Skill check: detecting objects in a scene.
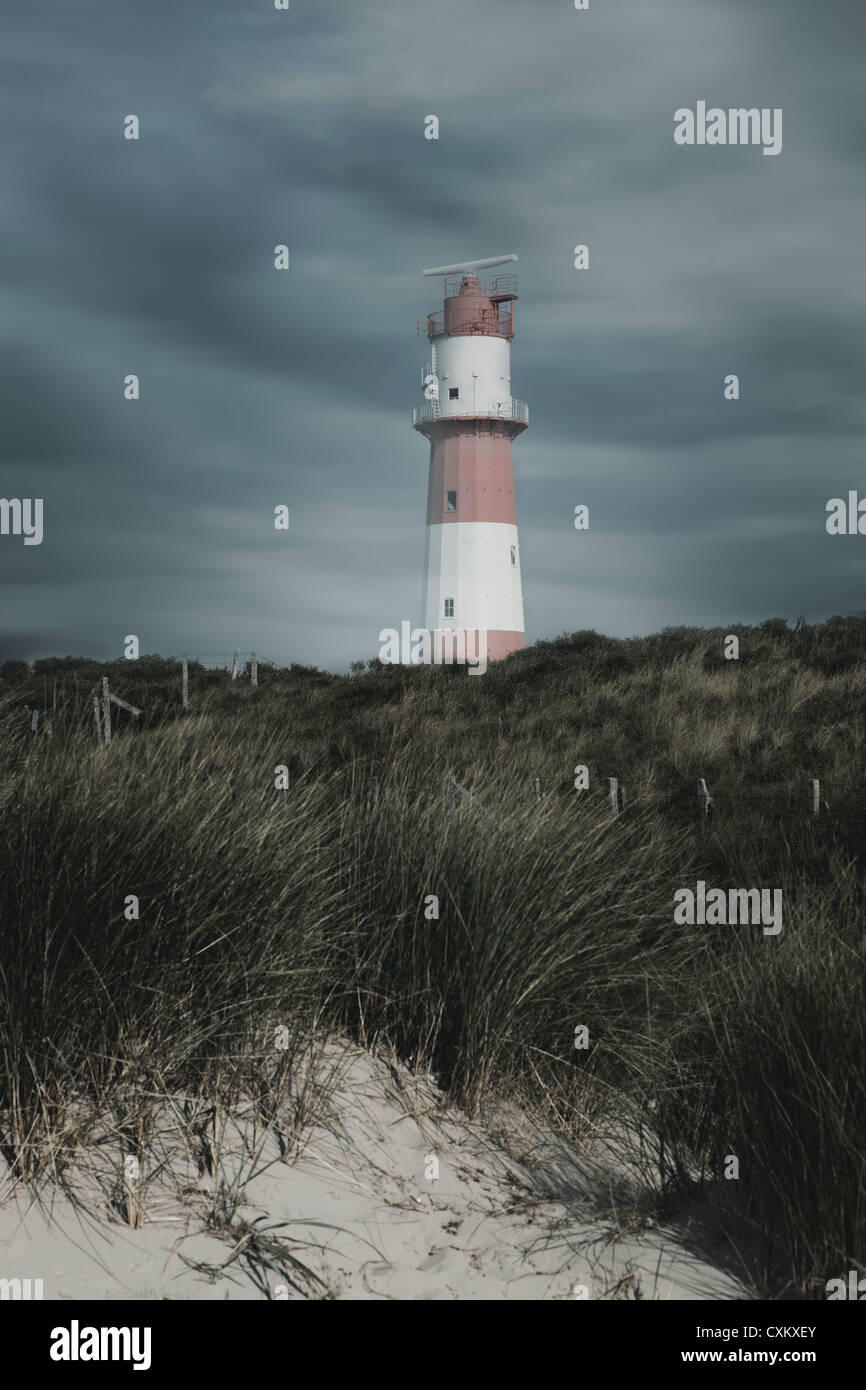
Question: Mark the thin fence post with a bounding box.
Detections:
[231,648,239,682]
[182,658,189,709]
[30,708,39,733]
[605,776,620,818]
[123,1156,142,1230]
[697,777,713,829]
[251,652,258,688]
[808,778,820,817]
[92,694,103,746]
[533,776,541,801]
[102,677,112,744]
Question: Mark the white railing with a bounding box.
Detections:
[412,397,529,426]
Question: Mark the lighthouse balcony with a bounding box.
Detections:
[419,303,514,340]
[413,397,529,427]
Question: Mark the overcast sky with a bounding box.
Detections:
[2,0,864,670]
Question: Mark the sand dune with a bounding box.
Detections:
[0,1043,751,1301]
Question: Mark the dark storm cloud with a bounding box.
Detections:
[2,0,865,667]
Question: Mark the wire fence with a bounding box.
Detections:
[14,675,865,831]
[424,772,864,828]
[177,652,278,672]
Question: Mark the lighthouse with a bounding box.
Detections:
[413,255,528,663]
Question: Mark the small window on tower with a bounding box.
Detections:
[448,387,459,400]
[444,598,454,619]
[510,545,517,566]
[446,490,457,512]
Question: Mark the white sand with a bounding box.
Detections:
[0,1043,751,1300]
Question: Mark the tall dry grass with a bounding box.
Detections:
[0,619,864,1296]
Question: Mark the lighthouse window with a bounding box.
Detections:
[444,598,454,618]
[446,490,457,512]
[510,545,517,566]
[448,387,459,400]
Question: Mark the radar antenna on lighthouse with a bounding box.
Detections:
[422,254,518,277]
[413,255,528,663]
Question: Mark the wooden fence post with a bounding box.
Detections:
[605,776,620,818]
[30,708,39,733]
[108,692,142,718]
[533,776,541,801]
[808,778,820,817]
[182,658,189,709]
[93,694,103,746]
[251,653,258,688]
[231,649,240,682]
[697,777,713,828]
[102,677,112,744]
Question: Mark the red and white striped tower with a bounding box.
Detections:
[413,255,528,662]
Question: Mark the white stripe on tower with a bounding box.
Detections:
[414,260,528,663]
[422,522,524,633]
